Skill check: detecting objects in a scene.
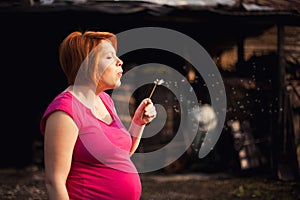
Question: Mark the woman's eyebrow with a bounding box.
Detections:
[102,50,115,55]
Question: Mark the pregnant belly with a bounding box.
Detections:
[67,165,142,200]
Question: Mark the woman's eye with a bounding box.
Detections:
[106,56,112,59]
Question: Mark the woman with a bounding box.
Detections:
[40,31,156,199]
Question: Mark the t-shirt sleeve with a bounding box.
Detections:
[40,93,75,135]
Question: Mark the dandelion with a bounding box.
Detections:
[149,79,164,99]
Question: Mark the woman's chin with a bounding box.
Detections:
[116,81,122,88]
[113,81,121,89]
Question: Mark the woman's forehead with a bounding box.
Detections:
[99,40,115,51]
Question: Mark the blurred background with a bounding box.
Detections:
[0,0,299,182]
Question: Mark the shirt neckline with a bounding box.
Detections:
[63,90,115,126]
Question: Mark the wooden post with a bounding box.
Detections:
[277,24,285,148]
[237,32,245,67]
[276,23,295,181]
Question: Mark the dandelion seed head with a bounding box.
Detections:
[154,79,165,85]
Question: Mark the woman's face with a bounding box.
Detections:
[97,40,123,90]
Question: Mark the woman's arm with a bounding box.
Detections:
[128,122,145,156]
[128,98,156,156]
[44,111,78,200]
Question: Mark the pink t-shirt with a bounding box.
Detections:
[40,91,141,200]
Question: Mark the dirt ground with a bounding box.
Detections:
[0,166,300,200]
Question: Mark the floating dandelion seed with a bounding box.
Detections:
[149,79,164,99]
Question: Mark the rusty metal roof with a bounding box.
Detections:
[2,0,300,13]
[242,0,300,12]
[1,0,299,25]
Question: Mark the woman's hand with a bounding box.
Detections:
[132,98,157,126]
[129,98,156,155]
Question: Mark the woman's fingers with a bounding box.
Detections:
[143,103,157,123]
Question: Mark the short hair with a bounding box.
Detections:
[59,31,117,85]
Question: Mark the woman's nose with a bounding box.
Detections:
[116,57,123,67]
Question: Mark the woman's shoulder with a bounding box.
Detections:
[53,91,73,104]
[47,91,74,113]
[100,91,114,106]
[40,91,75,134]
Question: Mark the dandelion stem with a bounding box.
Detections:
[149,84,158,99]
[149,79,164,99]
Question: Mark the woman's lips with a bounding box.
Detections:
[117,72,123,77]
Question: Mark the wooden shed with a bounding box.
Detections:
[0,0,299,179]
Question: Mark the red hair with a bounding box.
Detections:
[59,31,117,85]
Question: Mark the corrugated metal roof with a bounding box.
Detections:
[243,0,300,12]
[2,0,300,13]
[1,0,299,25]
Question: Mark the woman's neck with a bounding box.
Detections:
[66,85,103,109]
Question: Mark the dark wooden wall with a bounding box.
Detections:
[0,6,298,174]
